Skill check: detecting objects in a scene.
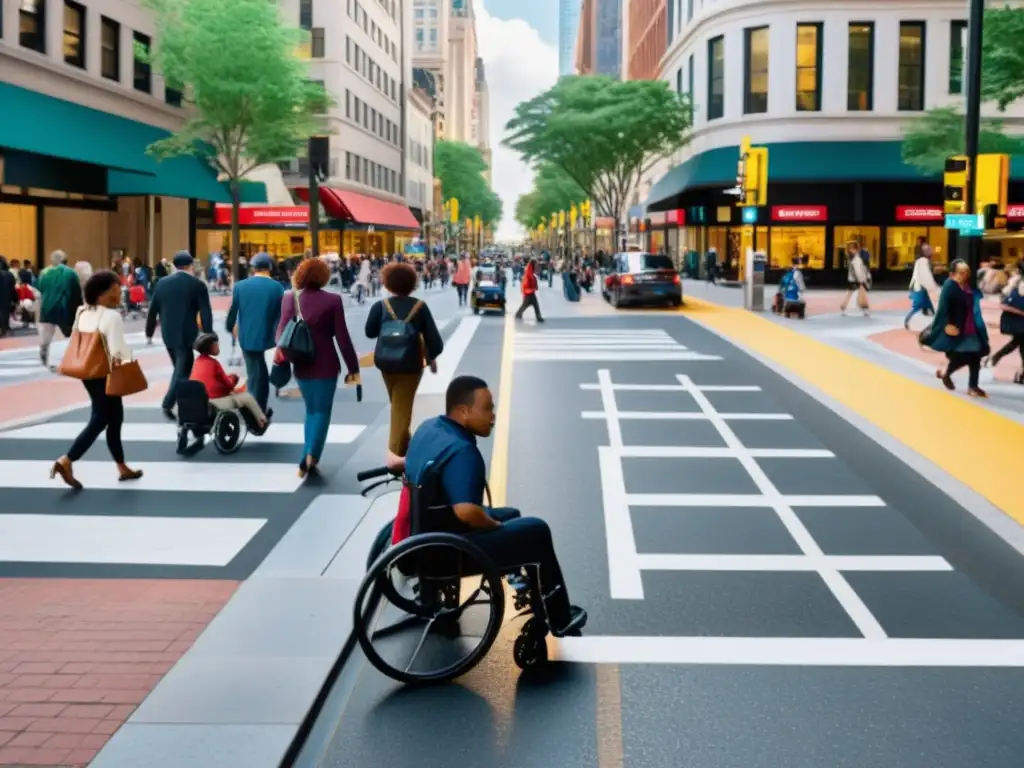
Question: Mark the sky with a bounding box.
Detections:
[476,0,559,241]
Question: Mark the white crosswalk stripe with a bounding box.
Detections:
[514,329,722,362]
[0,421,365,444]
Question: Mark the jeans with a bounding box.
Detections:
[242,350,270,412]
[455,283,468,305]
[68,378,125,463]
[163,346,194,411]
[297,376,337,464]
[515,293,543,320]
[467,515,572,630]
[946,351,982,389]
[992,335,1024,367]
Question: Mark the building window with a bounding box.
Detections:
[688,53,694,121]
[19,0,46,53]
[847,23,874,111]
[949,21,967,94]
[743,27,768,114]
[707,36,724,120]
[165,87,182,107]
[133,32,152,93]
[898,22,925,111]
[63,1,85,68]
[346,90,351,118]
[299,0,312,30]
[101,17,120,81]
[311,28,325,58]
[675,67,682,94]
[795,23,822,111]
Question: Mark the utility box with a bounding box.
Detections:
[744,249,767,311]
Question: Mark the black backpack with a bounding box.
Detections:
[277,289,315,364]
[374,299,423,373]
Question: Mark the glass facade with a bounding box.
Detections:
[595,0,621,78]
[558,0,580,76]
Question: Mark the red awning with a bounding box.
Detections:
[295,187,420,230]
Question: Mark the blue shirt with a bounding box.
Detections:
[226,274,284,352]
[404,416,487,528]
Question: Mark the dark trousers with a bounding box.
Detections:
[946,351,982,389]
[68,378,125,463]
[163,346,194,410]
[455,283,468,305]
[467,515,572,629]
[992,335,1024,367]
[515,293,543,320]
[243,349,270,412]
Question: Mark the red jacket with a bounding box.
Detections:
[522,265,538,295]
[191,354,238,399]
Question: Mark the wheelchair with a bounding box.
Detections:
[173,380,261,456]
[353,464,576,685]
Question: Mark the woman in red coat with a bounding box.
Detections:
[514,258,544,322]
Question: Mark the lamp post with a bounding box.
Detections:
[962,0,985,274]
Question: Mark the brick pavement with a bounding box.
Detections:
[0,580,236,766]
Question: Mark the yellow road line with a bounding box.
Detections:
[596,664,625,768]
[488,311,515,506]
[685,297,1024,525]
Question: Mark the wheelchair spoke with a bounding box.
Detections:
[371,613,428,642]
[403,618,438,675]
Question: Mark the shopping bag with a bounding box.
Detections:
[106,359,148,397]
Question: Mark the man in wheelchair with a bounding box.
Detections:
[403,375,587,636]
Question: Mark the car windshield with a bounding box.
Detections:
[476,267,496,281]
[626,253,674,272]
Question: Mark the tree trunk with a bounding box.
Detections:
[230,179,243,283]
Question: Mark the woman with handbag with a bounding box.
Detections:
[275,258,359,478]
[51,270,146,489]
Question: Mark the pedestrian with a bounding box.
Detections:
[987,259,1024,380]
[922,259,989,398]
[145,250,214,420]
[50,270,144,489]
[33,250,82,364]
[705,247,718,284]
[275,257,360,478]
[453,254,472,306]
[905,244,938,329]
[515,258,544,322]
[0,257,14,338]
[840,241,871,316]
[225,251,284,418]
[365,261,444,472]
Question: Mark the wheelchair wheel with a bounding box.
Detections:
[513,617,549,671]
[213,411,245,454]
[366,520,394,572]
[354,533,505,686]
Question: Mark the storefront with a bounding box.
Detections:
[294,186,421,256]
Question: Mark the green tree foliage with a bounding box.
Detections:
[434,140,502,225]
[901,107,1024,174]
[982,6,1024,110]
[514,164,586,229]
[504,75,691,222]
[142,0,327,265]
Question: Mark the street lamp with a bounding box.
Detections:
[962,0,985,274]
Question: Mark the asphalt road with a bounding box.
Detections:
[309,309,1024,768]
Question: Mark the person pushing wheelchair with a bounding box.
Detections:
[403,375,587,636]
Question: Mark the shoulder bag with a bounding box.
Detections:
[278,289,315,364]
[57,308,111,381]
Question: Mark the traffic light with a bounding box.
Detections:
[745,147,769,206]
[943,156,969,214]
[975,153,1009,227]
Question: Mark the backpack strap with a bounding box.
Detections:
[382,298,398,321]
[404,300,424,323]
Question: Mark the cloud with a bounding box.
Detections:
[476,4,558,242]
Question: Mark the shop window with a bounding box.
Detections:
[133,32,152,93]
[19,0,46,53]
[770,227,826,270]
[835,225,881,269]
[949,21,966,95]
[795,23,822,111]
[743,27,768,114]
[847,23,874,111]
[63,1,85,69]
[0,204,38,269]
[887,227,947,271]
[707,36,724,120]
[101,17,120,81]
[898,22,925,111]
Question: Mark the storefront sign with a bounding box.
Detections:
[647,211,667,226]
[1007,204,1024,221]
[213,205,309,226]
[771,205,828,222]
[895,205,943,222]
[665,209,685,225]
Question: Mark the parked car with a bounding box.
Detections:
[603,252,682,308]
[470,264,506,315]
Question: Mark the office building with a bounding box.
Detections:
[626,0,666,81]
[559,0,581,76]
[576,0,622,78]
[406,85,435,221]
[474,57,492,185]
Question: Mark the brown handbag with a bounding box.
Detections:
[106,359,148,397]
[57,310,111,381]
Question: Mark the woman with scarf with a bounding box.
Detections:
[922,259,989,398]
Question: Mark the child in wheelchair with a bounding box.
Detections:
[190,333,269,433]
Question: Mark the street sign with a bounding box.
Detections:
[945,213,985,230]
[741,207,758,224]
[960,227,985,237]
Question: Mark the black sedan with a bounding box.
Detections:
[603,252,683,308]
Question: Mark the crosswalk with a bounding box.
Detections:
[513,328,723,362]
[0,331,156,379]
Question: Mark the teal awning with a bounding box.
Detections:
[646,140,1024,211]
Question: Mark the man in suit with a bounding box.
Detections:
[146,250,214,419]
[225,252,284,416]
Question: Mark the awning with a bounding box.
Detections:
[295,186,420,230]
[0,82,251,203]
[645,140,985,212]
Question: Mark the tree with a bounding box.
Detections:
[504,75,691,225]
[434,140,500,224]
[901,107,1024,174]
[982,6,1024,110]
[142,0,327,272]
[514,163,586,229]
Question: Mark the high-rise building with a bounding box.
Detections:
[559,0,581,76]
[474,57,492,185]
[625,0,666,81]
[412,0,449,138]
[576,0,621,78]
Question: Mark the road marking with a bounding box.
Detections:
[581,383,761,392]
[635,554,951,571]
[487,311,516,506]
[0,422,365,444]
[599,447,642,599]
[626,493,886,507]
[582,410,792,420]
[0,460,304,493]
[518,351,722,361]
[0,514,265,566]
[515,328,722,362]
[595,664,624,768]
[556,636,1024,667]
[616,446,834,458]
[418,317,482,394]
